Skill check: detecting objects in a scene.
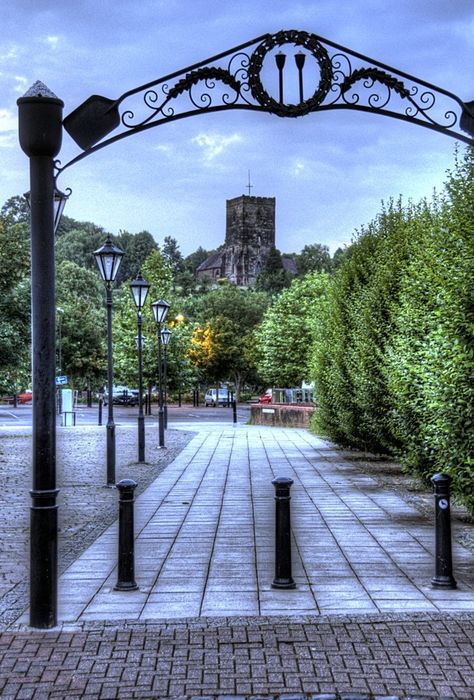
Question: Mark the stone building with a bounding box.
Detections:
[198,194,294,287]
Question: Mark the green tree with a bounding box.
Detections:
[56,261,107,389]
[55,226,106,272]
[1,195,30,226]
[162,236,184,275]
[115,230,158,283]
[386,149,474,507]
[255,248,292,295]
[256,273,329,387]
[187,284,270,398]
[0,218,30,393]
[310,199,414,451]
[112,249,175,391]
[296,243,332,275]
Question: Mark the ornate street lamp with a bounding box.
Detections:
[151,299,170,447]
[160,325,171,428]
[94,235,124,485]
[130,273,150,462]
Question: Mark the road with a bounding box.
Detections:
[0,402,251,429]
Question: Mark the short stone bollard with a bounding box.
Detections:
[431,473,457,589]
[272,476,296,589]
[114,479,139,591]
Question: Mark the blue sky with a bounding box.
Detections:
[2,0,473,255]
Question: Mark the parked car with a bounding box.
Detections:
[103,386,140,406]
[204,388,229,407]
[258,389,272,404]
[18,390,33,404]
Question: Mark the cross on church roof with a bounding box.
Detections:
[246,170,253,196]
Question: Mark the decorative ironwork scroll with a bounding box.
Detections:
[60,29,474,173]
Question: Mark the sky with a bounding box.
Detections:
[1,0,473,256]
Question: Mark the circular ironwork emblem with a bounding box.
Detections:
[248,30,333,117]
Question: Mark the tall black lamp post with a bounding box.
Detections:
[130,273,150,462]
[160,325,171,428]
[17,82,69,629]
[151,299,170,448]
[94,235,124,486]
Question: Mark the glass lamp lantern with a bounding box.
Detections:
[130,273,150,311]
[151,299,170,324]
[94,235,124,283]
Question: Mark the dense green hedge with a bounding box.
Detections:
[310,147,474,511]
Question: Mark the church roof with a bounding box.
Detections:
[196,251,224,272]
[282,256,298,274]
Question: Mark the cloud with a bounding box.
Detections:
[44,35,60,49]
[0,108,16,133]
[191,131,243,163]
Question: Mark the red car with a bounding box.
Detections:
[259,391,272,404]
[18,390,33,404]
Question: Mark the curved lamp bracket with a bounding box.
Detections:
[59,29,474,177]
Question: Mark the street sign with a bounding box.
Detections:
[55,376,68,385]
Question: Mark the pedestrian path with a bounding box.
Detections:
[16,424,474,626]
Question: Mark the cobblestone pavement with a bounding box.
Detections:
[1,614,473,699]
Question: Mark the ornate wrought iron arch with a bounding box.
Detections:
[59,29,474,179]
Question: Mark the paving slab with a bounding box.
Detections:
[13,424,474,627]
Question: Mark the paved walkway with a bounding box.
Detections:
[17,425,474,624]
[8,424,474,698]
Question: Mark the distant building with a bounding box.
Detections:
[197,194,295,287]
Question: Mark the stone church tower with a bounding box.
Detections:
[223,195,276,287]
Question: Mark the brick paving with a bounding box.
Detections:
[1,614,474,699]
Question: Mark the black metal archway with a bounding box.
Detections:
[17,28,474,630]
[60,28,474,175]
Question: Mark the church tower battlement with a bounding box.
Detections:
[224,195,275,286]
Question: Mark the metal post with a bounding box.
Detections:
[137,312,145,462]
[98,397,103,426]
[105,286,116,485]
[272,476,296,589]
[18,83,63,628]
[163,346,168,429]
[114,479,138,591]
[431,473,457,589]
[157,322,165,447]
[232,399,237,424]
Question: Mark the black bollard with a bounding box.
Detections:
[98,398,103,426]
[115,479,139,591]
[272,476,296,589]
[232,399,237,424]
[431,473,457,588]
